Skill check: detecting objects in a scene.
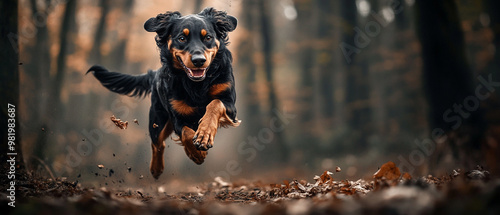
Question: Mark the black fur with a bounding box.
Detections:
[86,65,155,98]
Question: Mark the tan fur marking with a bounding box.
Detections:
[209,82,231,97]
[171,48,190,69]
[167,38,172,49]
[201,29,207,37]
[181,126,207,164]
[183,28,190,36]
[150,122,173,179]
[170,99,196,115]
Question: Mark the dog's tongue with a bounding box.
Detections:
[192,69,204,77]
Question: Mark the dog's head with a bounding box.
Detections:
[144,8,237,82]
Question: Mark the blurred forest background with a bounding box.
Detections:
[10,0,500,190]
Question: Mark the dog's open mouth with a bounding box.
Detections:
[177,57,207,82]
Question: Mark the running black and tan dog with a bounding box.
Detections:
[87,8,240,179]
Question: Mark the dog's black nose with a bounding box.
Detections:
[192,54,206,67]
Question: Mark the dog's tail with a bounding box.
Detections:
[86,65,155,97]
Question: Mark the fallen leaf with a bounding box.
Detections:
[319,171,333,184]
[373,161,401,180]
[402,172,412,180]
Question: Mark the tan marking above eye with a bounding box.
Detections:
[183,28,190,36]
[201,29,207,37]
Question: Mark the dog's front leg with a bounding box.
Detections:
[193,99,240,151]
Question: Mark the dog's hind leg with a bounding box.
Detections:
[148,92,172,179]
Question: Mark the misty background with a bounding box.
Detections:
[15,0,500,191]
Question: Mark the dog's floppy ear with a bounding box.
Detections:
[144,11,182,46]
[199,7,237,42]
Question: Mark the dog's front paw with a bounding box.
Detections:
[193,116,218,151]
[181,126,207,164]
[183,139,207,164]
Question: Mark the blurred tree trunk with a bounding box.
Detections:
[341,0,358,126]
[35,0,77,169]
[52,0,76,112]
[258,0,289,162]
[28,0,51,122]
[315,0,335,121]
[108,0,134,72]
[85,0,110,129]
[483,0,500,175]
[488,0,500,76]
[389,1,419,143]
[238,0,261,136]
[0,0,24,171]
[27,0,52,169]
[102,0,134,115]
[341,0,371,148]
[294,0,317,145]
[292,0,319,155]
[331,1,346,129]
[416,0,485,168]
[367,0,387,136]
[394,0,409,30]
[89,0,110,64]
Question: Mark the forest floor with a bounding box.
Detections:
[1,162,499,215]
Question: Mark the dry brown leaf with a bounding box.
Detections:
[283,180,290,189]
[373,161,401,180]
[110,115,128,129]
[402,172,412,180]
[319,171,333,183]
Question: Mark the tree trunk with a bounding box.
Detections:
[0,0,24,171]
[416,0,485,169]
[107,0,134,72]
[28,0,51,122]
[315,0,335,120]
[238,0,261,136]
[257,0,289,162]
[482,0,500,175]
[294,0,316,132]
[52,0,77,113]
[89,0,110,64]
[367,0,387,135]
[341,0,371,148]
[487,0,500,76]
[27,0,54,170]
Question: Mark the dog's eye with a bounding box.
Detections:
[205,35,212,42]
[178,36,186,43]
